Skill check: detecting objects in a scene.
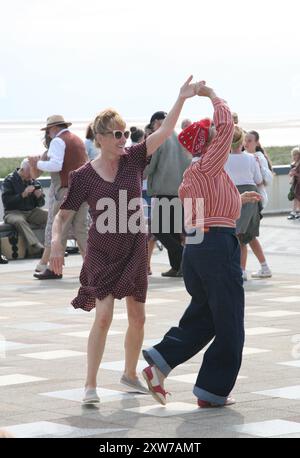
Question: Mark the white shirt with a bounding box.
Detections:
[251,150,273,209]
[254,150,273,185]
[225,152,263,186]
[37,129,69,172]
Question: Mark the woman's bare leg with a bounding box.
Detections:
[124,296,146,380]
[85,295,114,389]
[249,237,271,277]
[249,237,266,264]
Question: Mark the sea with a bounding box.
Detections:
[0,118,300,158]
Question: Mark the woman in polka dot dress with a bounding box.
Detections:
[50,76,200,404]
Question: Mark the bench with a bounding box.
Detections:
[0,179,77,259]
[0,221,45,259]
[0,223,18,258]
[0,221,79,259]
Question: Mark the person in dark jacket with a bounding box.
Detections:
[144,111,191,277]
[2,159,48,256]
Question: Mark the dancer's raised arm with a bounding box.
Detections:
[146,76,200,156]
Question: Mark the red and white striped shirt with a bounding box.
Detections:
[178,98,241,229]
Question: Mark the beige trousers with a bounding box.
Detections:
[51,187,88,253]
[4,208,48,249]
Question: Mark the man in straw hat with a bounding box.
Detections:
[29,115,88,279]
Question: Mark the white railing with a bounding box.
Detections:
[0,166,293,220]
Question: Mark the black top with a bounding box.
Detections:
[1,169,45,212]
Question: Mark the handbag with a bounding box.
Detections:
[288,182,296,201]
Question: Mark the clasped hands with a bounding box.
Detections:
[180,76,215,100]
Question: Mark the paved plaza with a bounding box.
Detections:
[0,215,300,438]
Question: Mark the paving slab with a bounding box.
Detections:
[0,215,300,437]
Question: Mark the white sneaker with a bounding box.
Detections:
[251,268,272,279]
[242,271,248,281]
[82,388,100,404]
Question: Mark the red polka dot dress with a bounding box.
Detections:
[60,141,149,311]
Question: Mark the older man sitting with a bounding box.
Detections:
[1,159,48,257]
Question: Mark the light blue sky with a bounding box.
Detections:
[1,0,300,121]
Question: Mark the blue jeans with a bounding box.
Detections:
[143,227,245,405]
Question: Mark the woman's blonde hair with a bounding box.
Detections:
[231,126,244,150]
[291,146,300,160]
[93,109,126,148]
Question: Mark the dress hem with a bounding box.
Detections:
[71,290,146,312]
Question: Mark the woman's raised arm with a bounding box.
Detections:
[146,76,201,157]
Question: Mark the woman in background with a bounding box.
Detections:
[130,126,145,145]
[287,147,300,220]
[245,130,273,209]
[244,131,273,278]
[225,127,263,281]
[85,123,99,161]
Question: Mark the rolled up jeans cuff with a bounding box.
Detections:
[142,348,172,377]
[193,386,227,405]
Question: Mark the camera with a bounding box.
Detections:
[34,184,41,190]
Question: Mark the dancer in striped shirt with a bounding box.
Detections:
[142,82,260,408]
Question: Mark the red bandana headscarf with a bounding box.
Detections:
[178,118,212,156]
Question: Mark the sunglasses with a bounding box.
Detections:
[105,130,130,140]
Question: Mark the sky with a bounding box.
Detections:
[1,0,300,122]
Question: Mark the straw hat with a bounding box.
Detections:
[40,115,72,131]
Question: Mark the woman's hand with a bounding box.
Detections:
[241,191,262,205]
[49,240,65,275]
[146,76,200,156]
[179,75,200,100]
